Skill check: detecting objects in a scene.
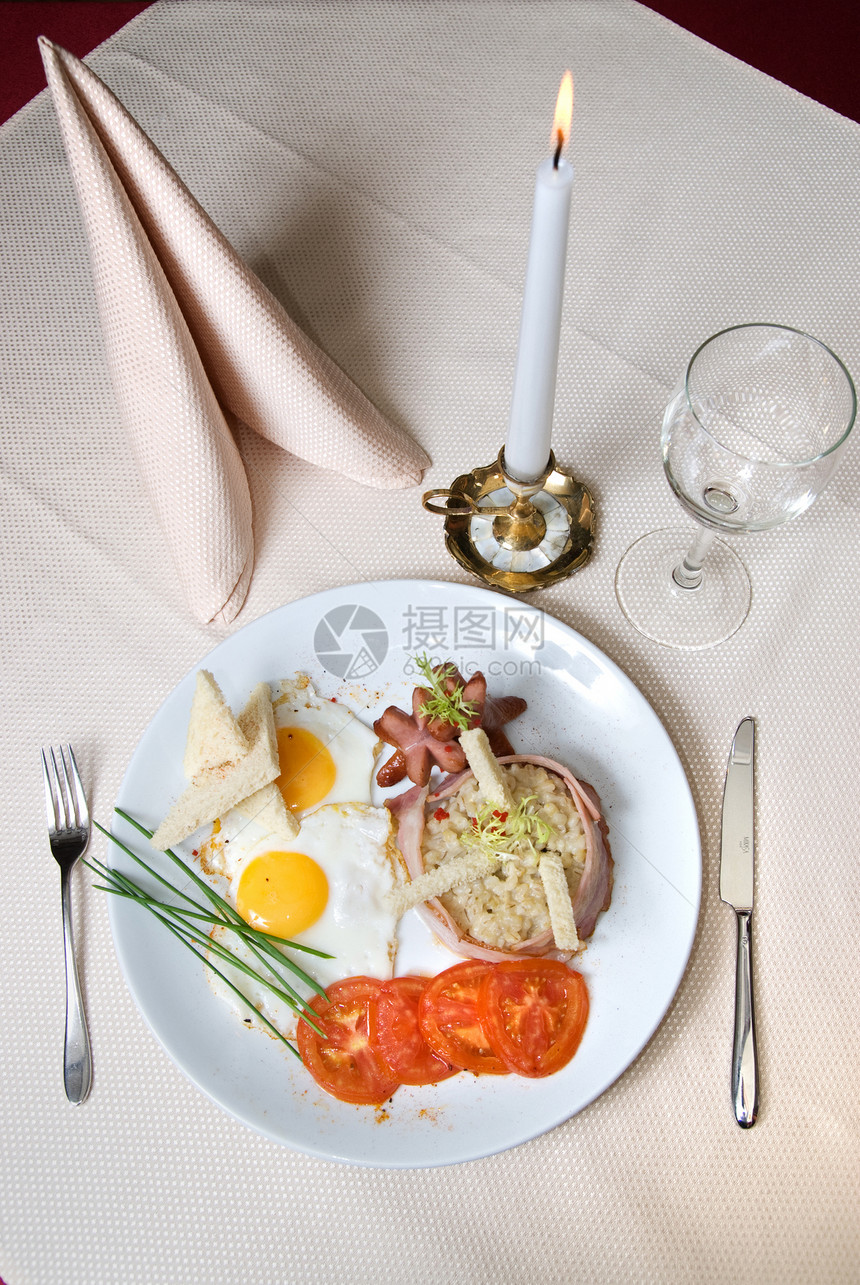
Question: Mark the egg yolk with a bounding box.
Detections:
[236,851,329,936]
[275,725,337,812]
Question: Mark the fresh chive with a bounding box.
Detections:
[122,895,302,1056]
[89,833,330,956]
[109,811,335,989]
[100,815,333,988]
[89,856,327,1041]
[87,855,319,1020]
[92,816,333,1041]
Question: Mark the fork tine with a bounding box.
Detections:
[51,748,69,830]
[57,747,75,828]
[41,748,57,831]
[66,746,89,830]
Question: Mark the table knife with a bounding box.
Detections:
[720,716,758,1128]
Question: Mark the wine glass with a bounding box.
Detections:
[615,324,856,649]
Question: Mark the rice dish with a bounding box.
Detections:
[420,762,586,950]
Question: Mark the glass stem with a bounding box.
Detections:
[672,526,716,590]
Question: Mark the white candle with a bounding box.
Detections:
[504,72,574,483]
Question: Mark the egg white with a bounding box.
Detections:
[271,675,379,817]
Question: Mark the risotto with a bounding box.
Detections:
[420,762,587,950]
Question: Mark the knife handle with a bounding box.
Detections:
[732,910,758,1127]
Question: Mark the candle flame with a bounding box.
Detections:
[551,70,574,158]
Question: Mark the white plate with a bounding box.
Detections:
[111,579,700,1168]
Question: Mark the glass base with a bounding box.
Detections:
[615,528,751,649]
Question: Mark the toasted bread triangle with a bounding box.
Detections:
[182,670,249,778]
[152,682,279,850]
[234,780,300,842]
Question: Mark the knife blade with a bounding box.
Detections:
[720,716,758,1128]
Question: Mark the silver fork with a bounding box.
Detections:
[42,745,93,1103]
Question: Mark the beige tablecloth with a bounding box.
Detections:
[1,2,859,1281]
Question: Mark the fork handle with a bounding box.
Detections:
[61,867,92,1104]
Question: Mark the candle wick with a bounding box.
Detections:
[552,129,563,169]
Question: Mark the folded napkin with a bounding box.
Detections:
[39,38,430,624]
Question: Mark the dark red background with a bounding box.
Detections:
[1,1,153,123]
[1,0,858,126]
[0,4,855,1281]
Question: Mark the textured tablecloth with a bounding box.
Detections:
[1,2,859,1282]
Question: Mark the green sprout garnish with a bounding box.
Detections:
[461,795,553,866]
[415,653,477,732]
[89,810,332,1054]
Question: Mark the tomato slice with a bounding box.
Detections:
[477,959,589,1078]
[297,977,401,1105]
[368,976,459,1085]
[418,961,510,1076]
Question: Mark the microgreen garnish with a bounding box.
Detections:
[415,654,476,732]
[90,812,333,1052]
[461,795,553,864]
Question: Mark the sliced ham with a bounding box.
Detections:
[386,755,613,961]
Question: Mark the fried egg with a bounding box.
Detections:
[270,676,379,817]
[202,801,403,1039]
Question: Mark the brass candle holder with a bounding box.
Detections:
[422,449,594,593]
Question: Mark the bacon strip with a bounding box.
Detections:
[386,755,613,960]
